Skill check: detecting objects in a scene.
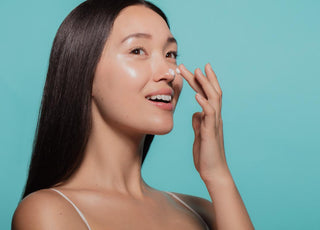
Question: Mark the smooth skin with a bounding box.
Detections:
[178,63,254,229]
[12,4,254,230]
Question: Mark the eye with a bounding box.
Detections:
[166,51,178,59]
[130,47,146,55]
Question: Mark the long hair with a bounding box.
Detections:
[22,0,170,199]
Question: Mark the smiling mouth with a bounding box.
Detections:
[146,95,172,103]
[146,96,174,111]
[149,99,171,104]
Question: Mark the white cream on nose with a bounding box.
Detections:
[166,68,180,79]
[169,68,175,76]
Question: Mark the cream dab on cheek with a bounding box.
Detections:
[122,65,138,78]
[116,55,140,78]
[127,67,138,78]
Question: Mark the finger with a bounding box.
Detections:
[192,112,201,137]
[192,112,201,171]
[178,64,206,98]
[194,68,220,101]
[195,93,216,129]
[195,68,222,117]
[205,63,222,97]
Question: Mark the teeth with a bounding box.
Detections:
[147,95,172,101]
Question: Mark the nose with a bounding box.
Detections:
[152,57,177,83]
[165,68,176,81]
[153,68,175,83]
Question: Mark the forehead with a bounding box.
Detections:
[111,5,172,40]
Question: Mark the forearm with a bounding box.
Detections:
[204,171,254,230]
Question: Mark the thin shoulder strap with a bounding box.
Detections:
[165,191,210,230]
[50,188,92,230]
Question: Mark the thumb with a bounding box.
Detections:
[192,112,202,172]
[192,112,202,137]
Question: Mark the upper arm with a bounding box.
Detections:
[172,192,217,230]
[12,189,88,230]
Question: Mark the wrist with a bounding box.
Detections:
[201,168,234,188]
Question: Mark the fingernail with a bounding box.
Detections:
[196,93,203,100]
[175,67,181,74]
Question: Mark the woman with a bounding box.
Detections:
[12,0,254,229]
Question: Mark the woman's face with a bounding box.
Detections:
[92,5,183,135]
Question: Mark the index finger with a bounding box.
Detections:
[178,64,206,98]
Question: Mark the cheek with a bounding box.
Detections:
[94,55,149,98]
[92,54,150,122]
[111,54,149,90]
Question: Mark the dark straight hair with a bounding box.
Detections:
[22,0,170,199]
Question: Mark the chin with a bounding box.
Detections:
[146,119,174,135]
[152,127,173,135]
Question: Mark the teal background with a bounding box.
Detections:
[1,0,319,229]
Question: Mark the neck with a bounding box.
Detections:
[63,102,152,199]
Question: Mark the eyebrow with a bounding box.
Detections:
[121,32,177,46]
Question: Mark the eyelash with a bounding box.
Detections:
[130,47,179,59]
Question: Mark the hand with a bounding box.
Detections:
[178,63,230,182]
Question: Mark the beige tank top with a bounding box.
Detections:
[50,188,210,230]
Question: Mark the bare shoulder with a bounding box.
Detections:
[12,189,88,230]
[170,191,216,230]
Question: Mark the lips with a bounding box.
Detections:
[145,88,174,98]
[147,100,173,111]
[145,88,174,111]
